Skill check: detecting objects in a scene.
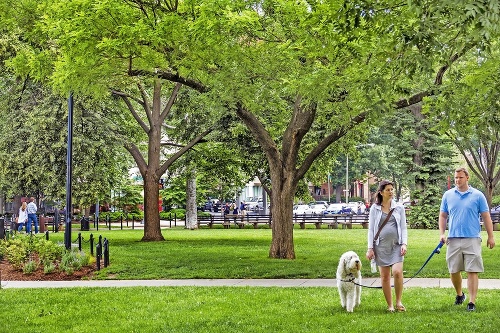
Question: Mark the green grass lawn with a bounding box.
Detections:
[1,227,500,332]
[1,286,499,333]
[54,227,500,280]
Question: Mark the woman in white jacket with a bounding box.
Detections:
[366,180,408,312]
[17,201,28,232]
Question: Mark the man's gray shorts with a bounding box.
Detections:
[446,237,484,273]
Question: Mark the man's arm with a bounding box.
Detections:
[439,211,448,243]
[480,211,496,249]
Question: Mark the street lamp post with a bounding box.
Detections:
[345,155,349,204]
[345,144,374,205]
[327,173,331,203]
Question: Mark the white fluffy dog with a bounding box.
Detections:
[336,251,362,312]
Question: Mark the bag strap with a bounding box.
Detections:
[373,208,395,244]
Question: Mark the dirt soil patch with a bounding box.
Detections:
[0,258,97,281]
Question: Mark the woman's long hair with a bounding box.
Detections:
[21,201,27,211]
[374,180,394,205]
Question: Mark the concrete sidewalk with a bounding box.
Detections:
[3,278,500,289]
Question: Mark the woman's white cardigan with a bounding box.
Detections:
[367,200,408,249]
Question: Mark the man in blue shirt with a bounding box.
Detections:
[439,167,495,312]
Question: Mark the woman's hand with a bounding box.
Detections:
[366,248,374,260]
[401,244,407,256]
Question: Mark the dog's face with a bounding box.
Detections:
[341,251,361,274]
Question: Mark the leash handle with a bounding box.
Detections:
[434,241,444,254]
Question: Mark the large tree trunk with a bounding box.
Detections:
[185,170,198,230]
[269,176,296,259]
[142,172,164,241]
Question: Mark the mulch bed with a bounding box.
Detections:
[0,258,97,281]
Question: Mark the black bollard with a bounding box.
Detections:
[89,233,94,256]
[78,232,82,251]
[45,231,49,240]
[103,238,109,267]
[96,243,101,271]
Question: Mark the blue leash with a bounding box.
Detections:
[346,241,444,289]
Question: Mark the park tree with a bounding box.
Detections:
[2,0,225,240]
[189,1,500,257]
[427,49,500,207]
[0,75,131,210]
[4,0,500,258]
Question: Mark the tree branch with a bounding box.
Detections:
[111,90,150,133]
[128,69,208,93]
[297,111,368,181]
[160,82,183,121]
[395,43,475,109]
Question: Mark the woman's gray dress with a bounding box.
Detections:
[374,212,403,267]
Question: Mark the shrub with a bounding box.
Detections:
[35,238,64,266]
[43,262,56,274]
[5,238,29,269]
[162,209,186,220]
[60,249,91,275]
[0,234,93,276]
[492,195,500,207]
[23,260,38,274]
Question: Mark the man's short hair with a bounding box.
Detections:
[455,167,469,177]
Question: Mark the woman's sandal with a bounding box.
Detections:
[396,304,406,312]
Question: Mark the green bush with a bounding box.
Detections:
[60,249,91,275]
[22,260,38,274]
[162,209,186,220]
[492,195,500,207]
[35,238,64,267]
[197,211,211,217]
[4,238,30,269]
[0,234,93,276]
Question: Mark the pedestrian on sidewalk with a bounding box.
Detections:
[26,197,39,234]
[439,167,495,312]
[366,180,408,313]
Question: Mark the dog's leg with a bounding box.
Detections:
[345,296,354,312]
[338,287,346,308]
[355,284,361,307]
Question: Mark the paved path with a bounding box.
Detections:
[3,278,500,289]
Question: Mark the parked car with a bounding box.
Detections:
[346,202,365,214]
[203,201,213,212]
[305,204,327,215]
[246,198,263,211]
[491,205,500,219]
[293,204,311,215]
[323,203,350,215]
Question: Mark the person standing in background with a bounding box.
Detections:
[240,201,246,216]
[17,201,28,232]
[26,197,39,234]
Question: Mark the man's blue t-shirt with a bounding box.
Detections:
[440,186,489,238]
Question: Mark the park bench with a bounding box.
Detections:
[489,212,500,231]
[238,214,272,228]
[197,215,232,229]
[293,214,323,229]
[322,214,369,229]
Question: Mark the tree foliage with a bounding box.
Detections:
[425,47,500,206]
